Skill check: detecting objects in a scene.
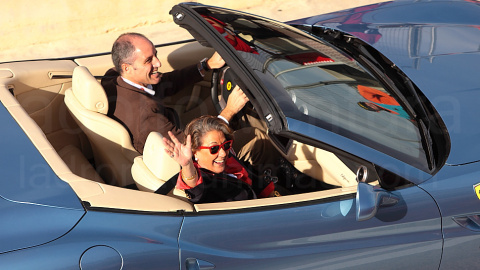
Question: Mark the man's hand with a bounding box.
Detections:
[206,52,225,69]
[219,85,249,122]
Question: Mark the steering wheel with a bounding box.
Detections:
[211,66,237,115]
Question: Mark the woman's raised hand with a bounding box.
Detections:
[162,131,193,167]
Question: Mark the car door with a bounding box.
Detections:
[178,177,442,270]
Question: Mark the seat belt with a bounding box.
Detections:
[154,173,178,195]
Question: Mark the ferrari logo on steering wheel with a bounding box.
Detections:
[226,81,232,91]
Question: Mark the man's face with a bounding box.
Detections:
[122,37,162,87]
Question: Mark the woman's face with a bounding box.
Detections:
[194,130,228,174]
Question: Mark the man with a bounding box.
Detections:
[101,32,248,154]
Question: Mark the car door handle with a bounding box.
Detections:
[453,215,480,232]
[185,258,215,270]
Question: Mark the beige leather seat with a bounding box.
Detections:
[57,145,104,183]
[64,66,140,187]
[131,131,187,198]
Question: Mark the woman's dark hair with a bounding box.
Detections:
[184,115,233,150]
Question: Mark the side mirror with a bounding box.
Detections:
[356,182,399,221]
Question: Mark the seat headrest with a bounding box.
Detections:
[72,66,108,115]
[143,132,180,180]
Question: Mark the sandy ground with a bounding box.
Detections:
[1,0,381,62]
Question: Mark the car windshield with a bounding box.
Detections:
[194,7,428,171]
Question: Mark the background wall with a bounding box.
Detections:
[1,0,381,62]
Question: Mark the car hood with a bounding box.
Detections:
[290,0,480,166]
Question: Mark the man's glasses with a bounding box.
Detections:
[198,140,233,155]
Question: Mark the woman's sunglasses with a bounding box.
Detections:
[198,140,233,155]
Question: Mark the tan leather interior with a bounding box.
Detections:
[0,39,362,214]
[195,185,357,212]
[282,140,357,187]
[267,131,358,188]
[131,131,189,199]
[0,79,357,213]
[57,145,104,183]
[0,83,194,213]
[2,61,85,156]
[64,66,140,187]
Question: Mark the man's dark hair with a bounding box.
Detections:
[111,32,149,75]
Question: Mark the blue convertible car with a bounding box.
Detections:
[1,0,479,269]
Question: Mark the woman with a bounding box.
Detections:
[162,115,274,203]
